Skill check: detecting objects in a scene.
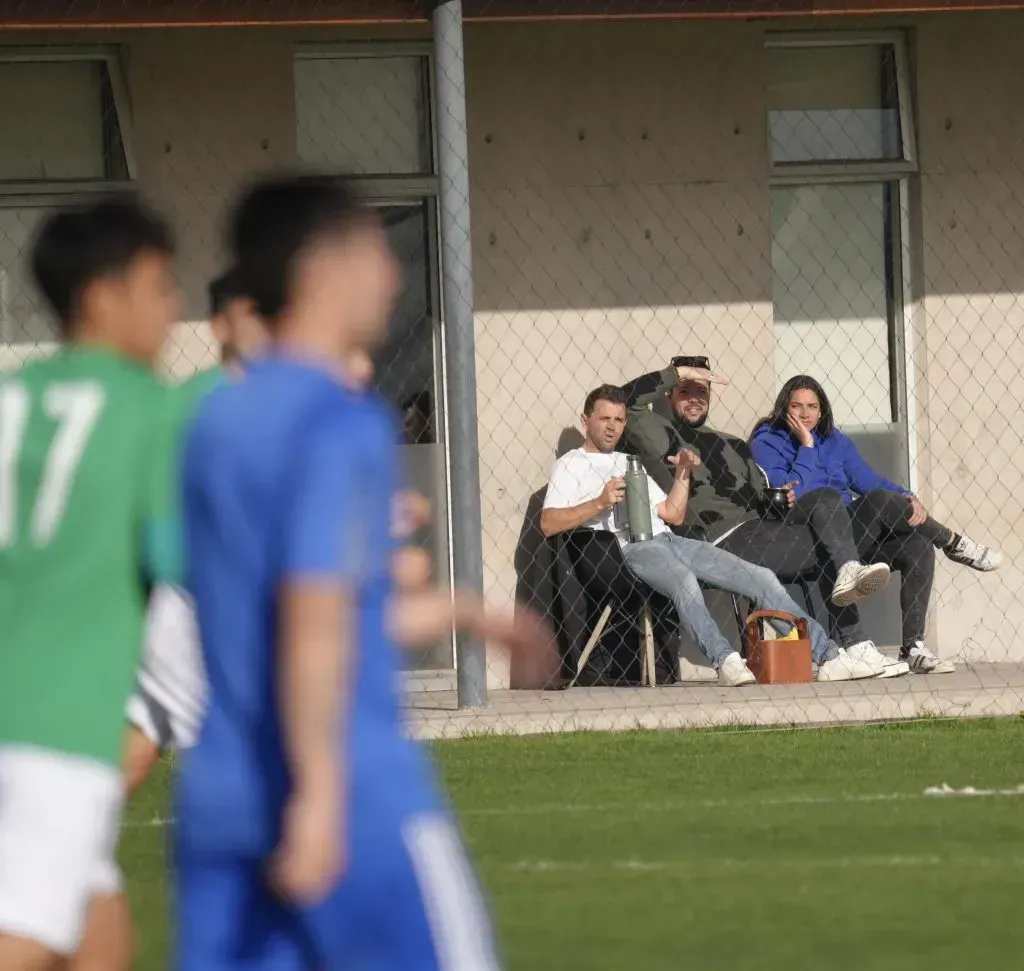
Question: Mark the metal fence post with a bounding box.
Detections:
[432,0,487,709]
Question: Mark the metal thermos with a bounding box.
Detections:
[624,455,653,542]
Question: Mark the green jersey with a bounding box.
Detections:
[0,347,182,765]
[167,366,226,436]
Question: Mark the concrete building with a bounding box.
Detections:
[0,1,1021,696]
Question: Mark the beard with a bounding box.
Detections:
[676,411,708,430]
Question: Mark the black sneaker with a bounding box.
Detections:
[944,535,1002,572]
[899,641,956,674]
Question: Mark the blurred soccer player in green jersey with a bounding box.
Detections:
[0,195,180,971]
[71,266,270,971]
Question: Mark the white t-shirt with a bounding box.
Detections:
[543,448,670,548]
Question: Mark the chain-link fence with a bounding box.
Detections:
[2,1,1023,738]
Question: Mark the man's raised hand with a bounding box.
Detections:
[668,448,701,477]
[675,364,729,387]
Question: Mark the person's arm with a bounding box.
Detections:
[654,448,701,526]
[621,362,728,410]
[621,365,678,410]
[140,386,186,588]
[539,486,621,538]
[840,433,912,498]
[271,414,363,905]
[388,588,557,687]
[123,725,162,795]
[621,408,678,496]
[619,366,678,496]
[749,426,825,499]
[539,457,623,538]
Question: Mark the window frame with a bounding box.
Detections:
[0,45,137,195]
[765,30,917,180]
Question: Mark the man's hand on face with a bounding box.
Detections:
[599,477,626,510]
[668,448,701,478]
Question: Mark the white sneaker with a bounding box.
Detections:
[816,649,884,682]
[900,641,956,675]
[845,640,910,679]
[718,652,756,687]
[944,535,1003,572]
[678,657,718,683]
[831,561,891,607]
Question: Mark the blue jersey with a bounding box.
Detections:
[175,356,440,859]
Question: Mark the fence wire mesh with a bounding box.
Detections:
[1,1,1023,740]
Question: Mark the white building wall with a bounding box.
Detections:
[914,11,1024,663]
[464,21,775,685]
[0,14,1021,676]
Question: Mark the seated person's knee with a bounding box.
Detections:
[754,565,782,590]
[865,487,902,509]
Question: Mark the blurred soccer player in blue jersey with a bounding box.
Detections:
[174,174,554,971]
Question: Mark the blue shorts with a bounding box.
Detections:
[174,812,501,971]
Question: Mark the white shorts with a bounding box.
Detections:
[90,585,206,907]
[127,583,206,752]
[0,746,123,955]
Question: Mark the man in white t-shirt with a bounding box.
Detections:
[540,384,884,686]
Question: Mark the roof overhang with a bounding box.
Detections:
[0,0,1019,29]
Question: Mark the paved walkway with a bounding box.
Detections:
[405,663,1024,739]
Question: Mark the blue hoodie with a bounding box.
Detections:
[749,423,911,505]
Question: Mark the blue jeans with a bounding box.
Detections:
[622,532,838,668]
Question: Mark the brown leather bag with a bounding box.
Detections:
[744,610,813,684]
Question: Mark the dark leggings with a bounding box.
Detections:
[787,487,948,645]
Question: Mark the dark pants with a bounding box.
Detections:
[786,488,945,646]
[719,518,866,648]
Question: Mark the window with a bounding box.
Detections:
[376,202,437,443]
[767,43,906,166]
[294,52,433,176]
[0,49,134,364]
[771,183,900,425]
[767,33,915,443]
[0,52,132,185]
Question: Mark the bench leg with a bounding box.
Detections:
[568,602,614,689]
[641,603,656,687]
[732,594,747,658]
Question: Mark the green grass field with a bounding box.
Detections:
[122,719,1024,971]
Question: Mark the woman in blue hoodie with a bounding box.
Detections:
[750,375,1001,674]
